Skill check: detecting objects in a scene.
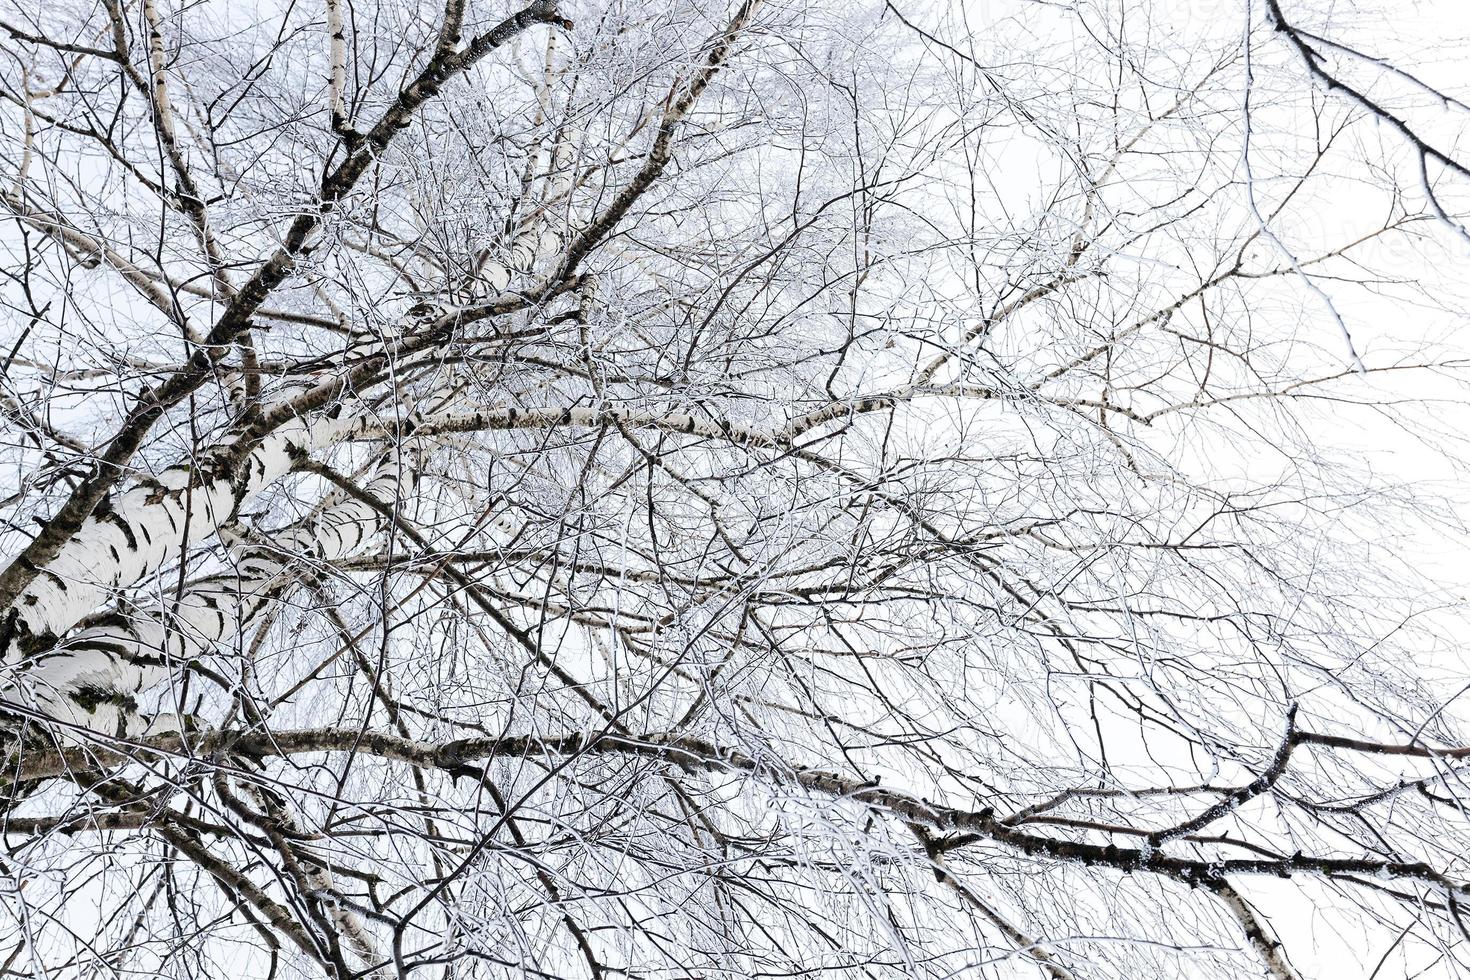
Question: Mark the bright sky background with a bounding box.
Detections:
[928,2,1470,974]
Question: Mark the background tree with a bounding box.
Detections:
[3,0,1470,977]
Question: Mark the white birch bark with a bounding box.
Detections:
[409,404,784,447]
[325,0,349,133]
[0,413,361,668]
[5,448,409,738]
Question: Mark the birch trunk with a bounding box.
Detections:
[5,447,409,738]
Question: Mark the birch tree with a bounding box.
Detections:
[3,0,1470,977]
